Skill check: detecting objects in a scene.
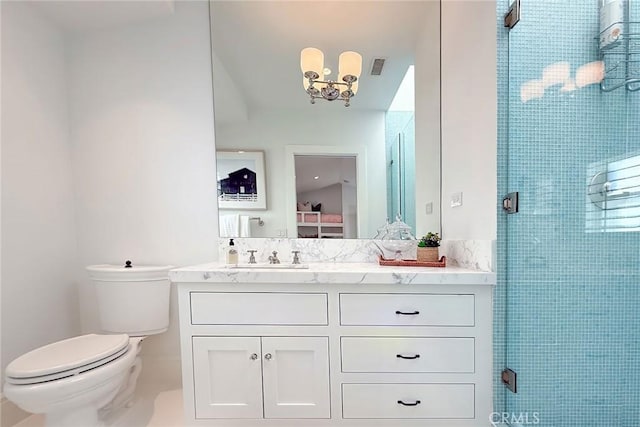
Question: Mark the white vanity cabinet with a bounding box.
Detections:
[175,265,495,427]
[192,336,263,419]
[192,336,330,419]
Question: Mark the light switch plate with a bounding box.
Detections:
[425,202,433,214]
[451,192,463,208]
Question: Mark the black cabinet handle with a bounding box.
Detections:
[396,354,421,359]
[397,400,421,406]
[395,310,420,315]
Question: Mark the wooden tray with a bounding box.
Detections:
[378,255,447,267]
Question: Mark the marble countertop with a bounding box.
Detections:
[170,262,496,286]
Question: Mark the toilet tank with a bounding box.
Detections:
[87,262,173,336]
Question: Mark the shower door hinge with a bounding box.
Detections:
[501,368,517,393]
[502,192,519,214]
[504,0,521,29]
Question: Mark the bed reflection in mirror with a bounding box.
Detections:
[295,155,357,239]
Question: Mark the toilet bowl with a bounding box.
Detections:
[3,263,172,427]
[4,334,142,427]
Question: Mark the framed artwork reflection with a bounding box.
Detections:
[216,150,266,210]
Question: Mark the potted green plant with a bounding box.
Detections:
[417,232,441,262]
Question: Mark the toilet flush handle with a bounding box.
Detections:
[124,260,132,268]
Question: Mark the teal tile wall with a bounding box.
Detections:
[497,1,639,426]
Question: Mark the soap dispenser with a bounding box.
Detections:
[226,239,238,265]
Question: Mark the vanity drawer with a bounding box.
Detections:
[339,293,474,326]
[342,383,475,419]
[341,337,474,373]
[190,292,328,325]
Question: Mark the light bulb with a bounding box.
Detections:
[300,47,324,80]
[338,51,362,80]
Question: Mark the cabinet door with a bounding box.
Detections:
[192,337,263,418]
[261,337,330,419]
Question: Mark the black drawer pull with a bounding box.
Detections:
[396,354,421,359]
[395,310,420,315]
[397,400,421,406]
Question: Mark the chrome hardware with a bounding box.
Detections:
[588,171,640,210]
[395,310,420,315]
[396,354,421,360]
[291,251,301,264]
[597,0,640,92]
[589,171,611,210]
[304,71,358,107]
[249,217,264,226]
[268,251,280,264]
[502,192,519,214]
[203,272,211,280]
[250,353,258,360]
[247,250,257,264]
[264,353,272,360]
[397,400,421,406]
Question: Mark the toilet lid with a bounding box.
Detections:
[5,334,129,384]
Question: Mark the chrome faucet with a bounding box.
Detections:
[291,251,301,264]
[247,250,257,264]
[268,251,280,264]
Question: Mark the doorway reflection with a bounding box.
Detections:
[294,155,357,239]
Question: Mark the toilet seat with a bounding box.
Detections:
[5,334,130,386]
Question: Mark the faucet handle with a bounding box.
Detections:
[291,251,301,264]
[247,250,257,264]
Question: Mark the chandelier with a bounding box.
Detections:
[300,48,362,107]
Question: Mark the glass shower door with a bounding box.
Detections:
[502,1,640,426]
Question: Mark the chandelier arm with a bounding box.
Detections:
[306,80,354,107]
[309,79,356,87]
[310,94,351,103]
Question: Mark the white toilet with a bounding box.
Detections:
[3,262,172,427]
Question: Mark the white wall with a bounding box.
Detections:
[212,51,248,125]
[342,183,357,239]
[1,0,80,381]
[298,184,343,216]
[414,0,442,237]
[440,0,497,240]
[216,108,387,238]
[67,1,217,361]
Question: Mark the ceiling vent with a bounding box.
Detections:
[370,58,386,76]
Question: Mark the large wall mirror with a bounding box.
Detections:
[211,1,441,239]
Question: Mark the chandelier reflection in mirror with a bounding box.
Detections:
[300,48,362,107]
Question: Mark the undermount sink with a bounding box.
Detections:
[227,264,309,270]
